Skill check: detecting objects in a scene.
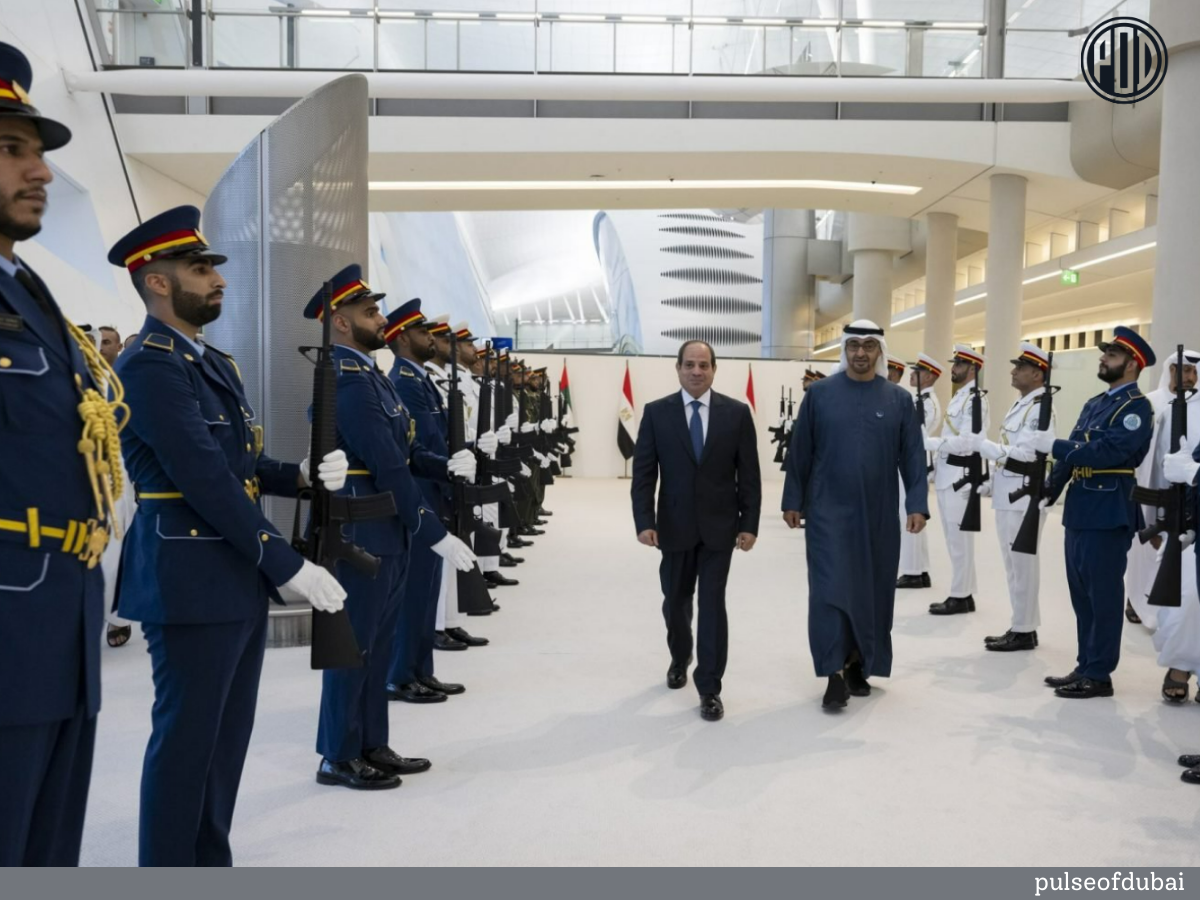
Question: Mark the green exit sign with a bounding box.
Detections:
[1061,269,1080,286]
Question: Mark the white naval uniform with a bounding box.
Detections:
[990,388,1056,632]
[1150,392,1200,671]
[934,380,990,598]
[1126,386,1171,628]
[426,360,464,630]
[900,387,941,577]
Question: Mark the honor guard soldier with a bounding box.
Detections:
[1037,327,1155,698]
[970,343,1057,652]
[110,206,349,865]
[886,355,906,384]
[897,353,942,589]
[925,345,990,616]
[382,300,484,704]
[0,42,126,867]
[303,270,477,789]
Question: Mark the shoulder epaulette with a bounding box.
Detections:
[339,359,362,373]
[399,367,416,377]
[142,333,174,353]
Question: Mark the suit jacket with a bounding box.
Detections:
[116,315,305,624]
[631,390,762,552]
[0,262,106,726]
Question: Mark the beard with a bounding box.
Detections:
[171,282,223,328]
[1098,360,1129,384]
[0,189,45,243]
[412,336,436,361]
[352,320,386,352]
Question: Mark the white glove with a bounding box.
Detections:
[520,463,532,477]
[497,424,513,445]
[1039,497,1052,510]
[1030,429,1056,456]
[505,412,519,431]
[1164,448,1200,485]
[978,439,1006,463]
[476,431,499,455]
[942,434,973,455]
[280,560,346,613]
[540,418,555,434]
[923,436,945,454]
[299,449,349,492]
[1183,530,1197,551]
[431,534,476,572]
[520,421,538,434]
[975,481,992,497]
[447,449,477,481]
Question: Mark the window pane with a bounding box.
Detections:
[295,17,373,69]
[922,31,983,78]
[840,27,908,76]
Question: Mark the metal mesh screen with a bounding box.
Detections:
[204,74,369,532]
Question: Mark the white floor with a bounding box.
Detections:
[81,478,1200,867]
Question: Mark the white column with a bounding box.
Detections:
[847,213,911,329]
[924,211,958,411]
[983,173,1026,436]
[1148,0,1200,366]
[761,209,816,359]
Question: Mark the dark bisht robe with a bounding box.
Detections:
[782,371,930,678]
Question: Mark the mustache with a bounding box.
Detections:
[206,290,223,302]
[14,188,47,202]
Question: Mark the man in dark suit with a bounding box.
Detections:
[631,340,761,721]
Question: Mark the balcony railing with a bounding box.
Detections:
[85,1,1147,80]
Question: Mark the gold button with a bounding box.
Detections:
[245,443,252,451]
[218,414,225,421]
[189,529,198,537]
[184,353,195,362]
[260,534,269,542]
[0,357,10,368]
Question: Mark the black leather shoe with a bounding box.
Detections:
[929,595,975,616]
[363,746,432,776]
[533,518,548,526]
[1177,754,1200,769]
[433,630,468,651]
[921,572,932,587]
[844,661,870,697]
[500,553,522,567]
[896,574,929,589]
[986,630,1038,652]
[445,626,489,647]
[1054,678,1114,699]
[1044,671,1081,688]
[667,656,691,690]
[699,693,724,721]
[520,526,545,536]
[538,508,553,516]
[417,674,465,695]
[507,536,533,549]
[1181,767,1200,785]
[483,571,519,587]
[386,682,448,703]
[823,673,849,710]
[316,758,400,790]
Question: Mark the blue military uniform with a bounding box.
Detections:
[110,207,309,866]
[1047,328,1155,691]
[306,272,449,776]
[0,42,121,867]
[383,298,452,690]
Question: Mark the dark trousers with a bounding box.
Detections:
[388,543,441,685]
[659,542,733,695]
[139,612,267,867]
[0,708,96,866]
[319,553,407,761]
[1065,527,1132,682]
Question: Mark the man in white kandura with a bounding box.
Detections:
[926,345,990,616]
[897,353,943,590]
[971,342,1057,652]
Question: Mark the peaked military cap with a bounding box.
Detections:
[0,42,71,150]
[302,264,383,321]
[108,205,227,274]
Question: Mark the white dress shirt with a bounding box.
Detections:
[681,387,712,445]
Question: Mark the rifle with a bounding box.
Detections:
[778,388,795,470]
[1133,344,1191,607]
[294,281,397,670]
[1007,352,1058,556]
[912,365,934,477]
[447,333,511,614]
[469,343,509,560]
[946,363,988,532]
[768,386,788,463]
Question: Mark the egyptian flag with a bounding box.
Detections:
[617,361,636,460]
[560,359,575,427]
[745,363,757,413]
